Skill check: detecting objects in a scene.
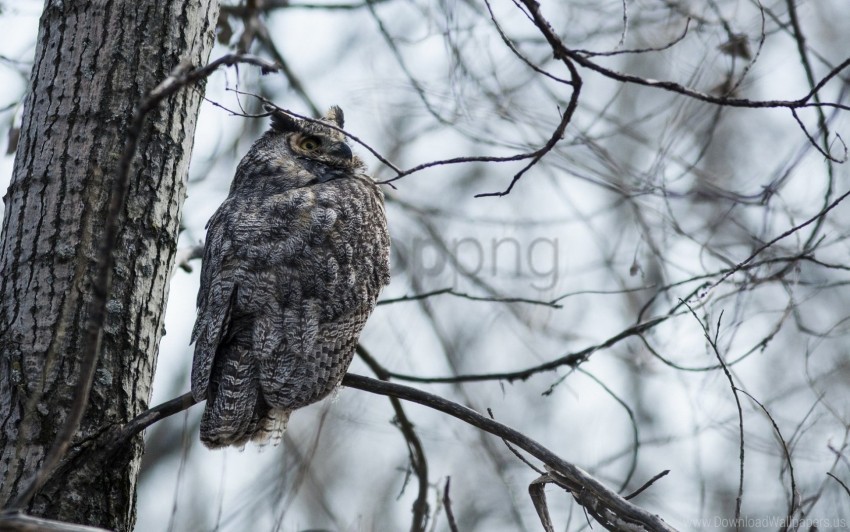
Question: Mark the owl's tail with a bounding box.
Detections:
[200,344,289,448]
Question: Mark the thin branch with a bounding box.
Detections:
[624,470,670,500]
[684,305,745,525]
[566,44,850,111]
[381,315,669,384]
[111,392,197,447]
[442,478,459,532]
[473,0,582,198]
[699,186,850,299]
[364,0,451,127]
[517,0,849,163]
[377,287,563,308]
[173,244,205,275]
[487,408,545,475]
[529,474,556,532]
[737,389,798,523]
[790,108,847,162]
[573,19,691,58]
[786,0,827,126]
[617,6,847,105]
[376,150,550,187]
[357,346,429,532]
[483,0,573,86]
[576,368,640,492]
[826,472,850,499]
[221,0,392,15]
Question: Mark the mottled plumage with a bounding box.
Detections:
[191,106,390,448]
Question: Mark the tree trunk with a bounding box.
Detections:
[0,1,217,530]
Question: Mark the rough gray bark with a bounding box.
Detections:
[0,1,218,530]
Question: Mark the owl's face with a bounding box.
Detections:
[232,106,364,193]
[272,105,362,175]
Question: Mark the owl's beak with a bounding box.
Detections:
[327,141,353,161]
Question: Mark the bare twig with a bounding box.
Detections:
[220,0,392,15]
[380,315,669,384]
[473,0,582,198]
[377,287,563,308]
[357,346,429,531]
[442,478,459,532]
[516,0,849,163]
[698,186,850,299]
[111,392,197,447]
[483,0,573,86]
[737,389,798,520]
[624,470,670,500]
[487,408,545,475]
[173,244,205,275]
[576,368,640,492]
[826,472,850,499]
[566,43,850,112]
[684,304,745,525]
[573,19,691,58]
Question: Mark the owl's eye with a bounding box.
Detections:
[299,137,322,151]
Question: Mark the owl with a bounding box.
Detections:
[190,105,391,448]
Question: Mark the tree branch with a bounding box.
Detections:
[341,374,677,531]
[0,511,110,532]
[379,315,670,384]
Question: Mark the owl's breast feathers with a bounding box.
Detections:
[191,175,389,448]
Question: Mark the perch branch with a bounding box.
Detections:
[112,373,676,531]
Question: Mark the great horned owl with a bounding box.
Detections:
[191,105,390,448]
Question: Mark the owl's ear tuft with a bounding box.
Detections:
[323,106,344,128]
[265,105,299,133]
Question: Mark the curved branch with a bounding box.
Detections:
[684,304,745,523]
[473,0,582,198]
[341,374,677,532]
[518,0,850,163]
[381,315,670,384]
